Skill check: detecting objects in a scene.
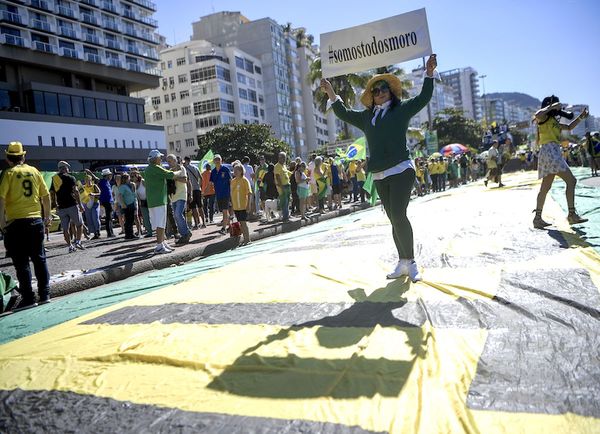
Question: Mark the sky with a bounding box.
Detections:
[155,0,600,115]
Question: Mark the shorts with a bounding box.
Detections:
[259,188,266,201]
[217,197,230,212]
[332,183,341,195]
[57,205,82,231]
[148,205,167,230]
[234,210,248,222]
[189,189,202,209]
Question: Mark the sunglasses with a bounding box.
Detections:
[371,86,390,96]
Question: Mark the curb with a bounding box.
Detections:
[49,202,373,298]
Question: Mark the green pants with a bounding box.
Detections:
[374,168,415,259]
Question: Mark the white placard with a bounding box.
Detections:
[320,8,432,78]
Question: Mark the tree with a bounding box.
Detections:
[509,129,528,147]
[431,108,484,149]
[196,124,292,164]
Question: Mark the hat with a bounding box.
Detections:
[148,149,163,159]
[101,168,112,176]
[360,73,403,108]
[57,161,70,169]
[5,141,26,156]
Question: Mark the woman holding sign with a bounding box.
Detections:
[321,54,437,282]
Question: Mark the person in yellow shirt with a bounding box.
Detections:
[274,152,291,222]
[230,164,252,245]
[356,160,367,202]
[347,160,359,202]
[0,142,51,308]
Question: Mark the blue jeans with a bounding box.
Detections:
[84,202,100,234]
[279,184,291,220]
[171,199,190,236]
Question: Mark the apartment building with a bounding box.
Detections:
[439,67,481,121]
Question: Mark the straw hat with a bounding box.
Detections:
[360,73,403,108]
[5,141,26,156]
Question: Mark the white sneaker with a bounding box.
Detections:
[154,244,172,254]
[386,259,409,279]
[162,242,174,252]
[408,260,422,282]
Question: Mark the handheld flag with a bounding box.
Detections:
[199,149,215,171]
[346,137,367,161]
[363,171,379,206]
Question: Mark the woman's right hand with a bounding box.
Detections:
[320,79,336,101]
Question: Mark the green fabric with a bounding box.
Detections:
[363,172,379,206]
[332,78,433,173]
[1,272,17,314]
[144,163,174,208]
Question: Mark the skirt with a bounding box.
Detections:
[297,186,310,199]
[538,142,569,179]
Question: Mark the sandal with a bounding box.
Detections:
[532,209,551,229]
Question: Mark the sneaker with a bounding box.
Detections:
[386,259,409,279]
[162,242,174,252]
[154,244,169,254]
[218,227,227,235]
[408,260,422,282]
[68,244,76,253]
[75,241,85,250]
[39,295,51,305]
[176,233,191,245]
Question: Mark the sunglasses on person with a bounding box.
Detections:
[371,84,390,96]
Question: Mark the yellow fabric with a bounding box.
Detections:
[274,162,290,186]
[81,184,97,204]
[0,163,48,220]
[348,161,357,177]
[230,176,251,211]
[538,117,562,145]
[356,168,366,182]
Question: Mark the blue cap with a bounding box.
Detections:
[148,149,164,159]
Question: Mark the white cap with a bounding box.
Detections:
[148,149,164,159]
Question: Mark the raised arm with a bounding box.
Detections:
[320,78,365,129]
[560,107,588,131]
[401,54,437,117]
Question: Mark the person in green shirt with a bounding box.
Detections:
[321,54,437,282]
[144,150,186,254]
[532,95,589,228]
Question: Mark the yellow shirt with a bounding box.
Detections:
[356,168,366,182]
[230,176,251,211]
[538,117,561,145]
[348,161,357,177]
[0,163,49,220]
[274,162,290,187]
[81,184,98,205]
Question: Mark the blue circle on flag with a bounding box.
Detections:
[347,146,357,158]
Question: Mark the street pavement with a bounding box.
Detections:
[0,170,599,433]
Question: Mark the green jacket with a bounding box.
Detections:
[332,77,434,173]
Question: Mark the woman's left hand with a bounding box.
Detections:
[426,54,437,75]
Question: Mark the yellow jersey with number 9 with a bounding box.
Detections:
[0,164,49,221]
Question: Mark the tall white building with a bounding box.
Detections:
[570,104,592,138]
[439,67,481,121]
[0,0,164,169]
[406,68,455,129]
[485,98,532,125]
[191,11,335,158]
[137,39,266,159]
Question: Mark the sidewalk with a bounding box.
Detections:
[0,202,370,298]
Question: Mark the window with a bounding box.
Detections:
[167,125,172,134]
[167,60,172,68]
[83,97,96,118]
[127,103,138,123]
[173,124,179,134]
[178,74,187,84]
[193,98,220,116]
[71,96,84,117]
[196,115,220,129]
[117,101,128,121]
[238,88,248,100]
[180,90,189,99]
[247,89,257,102]
[220,99,235,113]
[244,59,254,73]
[176,57,186,66]
[32,91,45,114]
[190,66,215,83]
[96,99,107,120]
[165,109,171,119]
[106,100,118,120]
[237,72,246,84]
[58,94,72,116]
[183,122,193,132]
[151,96,160,106]
[164,94,169,103]
[169,77,175,87]
[153,111,162,121]
[216,66,230,82]
[182,106,190,115]
[235,56,244,68]
[248,77,255,88]
[161,62,165,70]
[172,108,178,118]
[255,65,262,74]
[185,138,195,147]
[171,92,176,101]
[44,92,59,115]
[169,141,174,150]
[218,82,233,95]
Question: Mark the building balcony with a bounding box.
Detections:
[0,33,28,47]
[144,67,161,76]
[122,26,138,38]
[58,26,79,39]
[82,32,101,45]
[80,12,99,26]
[28,0,52,12]
[137,31,158,44]
[125,44,141,55]
[127,62,141,72]
[32,40,56,53]
[106,57,122,68]
[55,4,76,18]
[121,9,157,28]
[102,19,120,32]
[100,1,119,14]
[59,46,80,59]
[139,48,158,60]
[80,0,98,7]
[105,39,121,50]
[0,10,24,25]
[30,19,55,33]
[129,0,156,12]
[85,52,103,63]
